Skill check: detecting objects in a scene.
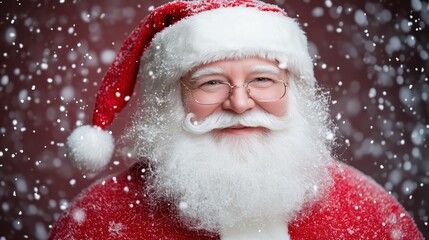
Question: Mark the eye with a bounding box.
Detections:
[254,77,271,82]
[198,80,228,92]
[201,80,222,86]
[249,78,276,88]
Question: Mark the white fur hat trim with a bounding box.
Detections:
[141,7,315,91]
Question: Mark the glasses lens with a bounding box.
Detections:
[248,80,286,102]
[192,83,230,105]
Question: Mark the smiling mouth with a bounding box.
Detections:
[229,125,248,129]
[213,125,268,136]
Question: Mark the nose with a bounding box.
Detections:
[222,85,255,114]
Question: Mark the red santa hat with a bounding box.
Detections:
[67,0,315,173]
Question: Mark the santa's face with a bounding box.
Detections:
[124,56,335,233]
[181,58,288,137]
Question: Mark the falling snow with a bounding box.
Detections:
[0,0,428,239]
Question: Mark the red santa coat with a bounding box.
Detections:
[49,162,422,239]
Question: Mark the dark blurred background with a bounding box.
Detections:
[0,0,428,239]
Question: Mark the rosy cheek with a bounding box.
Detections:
[183,96,216,121]
[191,105,219,121]
[259,99,287,117]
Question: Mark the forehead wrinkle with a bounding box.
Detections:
[190,66,225,80]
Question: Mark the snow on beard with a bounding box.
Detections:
[121,77,335,233]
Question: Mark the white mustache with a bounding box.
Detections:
[182,111,289,135]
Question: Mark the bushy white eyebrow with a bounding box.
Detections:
[190,67,224,80]
[250,65,282,75]
[190,64,281,81]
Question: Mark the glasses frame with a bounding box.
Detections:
[181,79,288,105]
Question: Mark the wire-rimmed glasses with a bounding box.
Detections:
[182,78,288,105]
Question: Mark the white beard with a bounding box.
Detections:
[122,80,335,233]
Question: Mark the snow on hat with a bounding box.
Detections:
[67,0,315,173]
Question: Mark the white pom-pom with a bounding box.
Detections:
[66,125,114,173]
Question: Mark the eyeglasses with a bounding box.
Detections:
[181,78,288,105]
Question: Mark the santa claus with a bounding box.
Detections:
[50,0,423,239]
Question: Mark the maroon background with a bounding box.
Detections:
[1,0,428,239]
